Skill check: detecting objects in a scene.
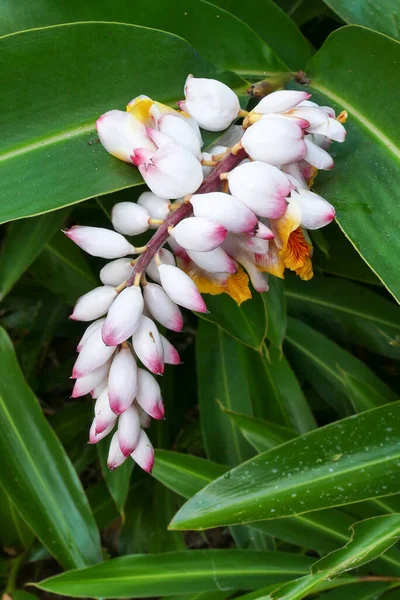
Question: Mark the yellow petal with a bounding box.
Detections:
[255,242,285,278]
[270,201,302,250]
[179,259,251,305]
[281,227,313,280]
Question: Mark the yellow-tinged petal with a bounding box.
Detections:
[281,227,313,280]
[179,259,251,305]
[270,201,301,250]
[255,242,285,278]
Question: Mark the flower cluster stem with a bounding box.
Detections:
[126,147,248,286]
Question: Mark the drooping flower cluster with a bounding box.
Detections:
[66,75,346,471]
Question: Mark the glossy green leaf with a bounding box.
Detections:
[306,26,400,302]
[319,582,391,600]
[49,402,93,447]
[87,481,120,531]
[196,321,254,466]
[208,0,312,70]
[221,408,297,452]
[285,318,396,415]
[29,230,98,305]
[322,0,400,40]
[170,402,400,530]
[199,293,267,350]
[97,438,133,517]
[0,23,245,224]
[272,515,400,600]
[0,210,69,299]
[0,0,288,76]
[262,277,287,349]
[35,550,314,597]
[275,0,330,26]
[166,593,230,600]
[0,490,34,552]
[0,327,101,568]
[285,277,400,359]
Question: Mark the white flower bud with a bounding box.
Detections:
[304,137,334,170]
[130,429,154,473]
[146,248,176,283]
[96,109,156,163]
[152,106,202,158]
[89,418,114,444]
[186,247,237,274]
[108,347,138,415]
[77,318,105,352]
[132,315,164,375]
[227,161,290,218]
[64,226,135,258]
[100,258,133,287]
[171,217,227,252]
[255,222,274,240]
[71,361,111,398]
[253,90,311,115]
[180,75,240,132]
[134,401,151,429]
[117,405,141,457]
[241,119,306,166]
[290,188,335,229]
[102,285,144,346]
[91,378,108,399]
[94,387,117,434]
[137,191,170,222]
[72,327,116,378]
[160,335,181,365]
[143,282,183,332]
[70,286,117,322]
[107,432,127,470]
[190,192,258,233]
[136,368,165,419]
[158,264,207,313]
[135,129,203,199]
[111,202,150,236]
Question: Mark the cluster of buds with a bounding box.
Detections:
[65,76,346,471]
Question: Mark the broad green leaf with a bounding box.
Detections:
[49,402,93,446]
[208,0,312,70]
[221,408,297,452]
[285,277,400,359]
[196,321,254,466]
[29,230,97,305]
[322,0,400,40]
[198,293,267,350]
[262,277,287,349]
[166,593,230,600]
[0,490,34,551]
[275,0,330,26]
[0,0,288,76]
[306,27,400,302]
[87,482,120,531]
[235,578,369,600]
[97,438,133,517]
[285,318,396,415]
[0,210,69,299]
[12,593,40,600]
[272,515,400,600]
[0,23,245,224]
[0,327,101,568]
[35,550,314,597]
[319,582,391,600]
[169,402,400,530]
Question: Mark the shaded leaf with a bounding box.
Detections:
[322,0,400,40]
[263,277,287,349]
[97,438,134,517]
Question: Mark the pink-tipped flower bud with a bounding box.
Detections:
[242,119,306,166]
[146,248,175,283]
[94,387,118,434]
[132,316,164,375]
[255,222,274,240]
[136,130,203,200]
[137,191,170,222]
[77,318,105,352]
[117,405,142,457]
[64,226,135,259]
[252,90,311,115]
[96,109,156,163]
[151,106,203,159]
[134,401,152,429]
[160,335,181,365]
[290,188,336,229]
[89,418,114,444]
[180,75,240,132]
[143,283,183,332]
[100,258,133,287]
[227,161,290,219]
[91,378,108,399]
[102,285,144,346]
[304,137,334,170]
[107,432,127,470]
[70,286,117,322]
[72,327,117,378]
[186,247,237,274]
[190,192,258,234]
[108,347,138,414]
[136,368,164,419]
[111,202,151,236]
[130,429,154,473]
[158,264,207,313]
[71,361,110,398]
[170,217,227,252]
